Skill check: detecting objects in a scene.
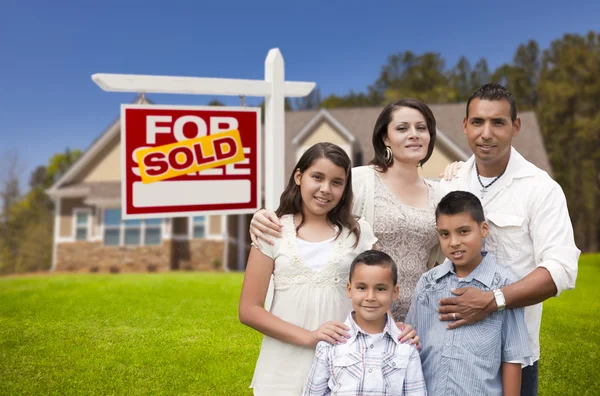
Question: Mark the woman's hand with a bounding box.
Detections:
[439,161,464,181]
[309,321,350,347]
[249,209,283,246]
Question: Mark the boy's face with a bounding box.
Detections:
[347,263,399,323]
[436,212,489,273]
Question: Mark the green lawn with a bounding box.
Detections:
[1,255,598,395]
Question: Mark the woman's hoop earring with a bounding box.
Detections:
[384,146,393,165]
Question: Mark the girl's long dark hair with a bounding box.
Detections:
[276,142,360,245]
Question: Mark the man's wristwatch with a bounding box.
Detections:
[492,289,506,311]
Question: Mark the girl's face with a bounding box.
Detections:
[294,157,347,218]
[384,106,431,165]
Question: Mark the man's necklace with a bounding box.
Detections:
[476,163,507,199]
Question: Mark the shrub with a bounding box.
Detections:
[109,265,120,274]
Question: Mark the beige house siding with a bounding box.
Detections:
[298,121,352,162]
[59,198,96,238]
[418,146,454,181]
[209,215,222,235]
[303,122,348,146]
[77,138,121,183]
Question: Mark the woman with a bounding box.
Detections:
[251,98,445,322]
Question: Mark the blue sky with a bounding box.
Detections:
[1,0,598,190]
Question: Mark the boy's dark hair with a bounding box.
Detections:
[466,83,517,123]
[370,98,437,171]
[435,191,485,224]
[349,250,398,285]
[276,142,360,245]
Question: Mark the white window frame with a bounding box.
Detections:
[102,208,164,247]
[103,208,122,246]
[189,215,207,239]
[143,218,163,246]
[73,208,92,242]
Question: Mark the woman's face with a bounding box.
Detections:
[384,106,431,166]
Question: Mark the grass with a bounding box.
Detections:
[0,273,260,395]
[0,255,598,395]
[539,253,600,394]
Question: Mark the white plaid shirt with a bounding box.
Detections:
[302,312,427,396]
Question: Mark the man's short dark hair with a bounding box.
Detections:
[436,191,486,224]
[349,250,398,285]
[466,83,517,123]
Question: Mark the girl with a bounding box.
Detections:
[239,142,377,395]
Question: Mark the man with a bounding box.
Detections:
[438,83,580,396]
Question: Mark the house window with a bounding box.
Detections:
[144,218,162,245]
[103,208,121,246]
[192,216,206,238]
[74,209,91,241]
[124,218,142,246]
[103,208,163,246]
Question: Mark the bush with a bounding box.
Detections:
[147,263,158,273]
[211,258,221,271]
[109,265,120,274]
[89,265,99,273]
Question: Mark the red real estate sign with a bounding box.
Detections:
[121,104,261,219]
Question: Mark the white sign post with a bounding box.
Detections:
[92,48,315,211]
[93,48,313,309]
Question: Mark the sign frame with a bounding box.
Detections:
[120,103,262,220]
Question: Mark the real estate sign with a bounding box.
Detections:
[121,104,261,219]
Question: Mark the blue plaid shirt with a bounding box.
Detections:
[302,312,427,395]
[405,253,531,395]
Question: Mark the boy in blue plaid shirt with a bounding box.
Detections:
[303,250,427,395]
[405,191,531,395]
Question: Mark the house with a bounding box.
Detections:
[46,96,551,273]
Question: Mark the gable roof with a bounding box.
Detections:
[291,109,356,145]
[46,94,152,197]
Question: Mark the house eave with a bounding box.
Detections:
[292,109,357,146]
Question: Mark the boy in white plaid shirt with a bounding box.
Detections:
[303,250,427,396]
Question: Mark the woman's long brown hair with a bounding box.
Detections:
[275,142,360,245]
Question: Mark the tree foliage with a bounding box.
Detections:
[0,148,82,274]
[537,32,600,251]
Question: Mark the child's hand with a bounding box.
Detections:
[310,321,350,347]
[396,322,421,350]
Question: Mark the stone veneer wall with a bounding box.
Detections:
[56,239,224,273]
[177,240,224,271]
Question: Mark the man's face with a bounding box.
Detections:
[464,98,520,168]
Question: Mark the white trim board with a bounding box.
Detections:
[292,109,356,146]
